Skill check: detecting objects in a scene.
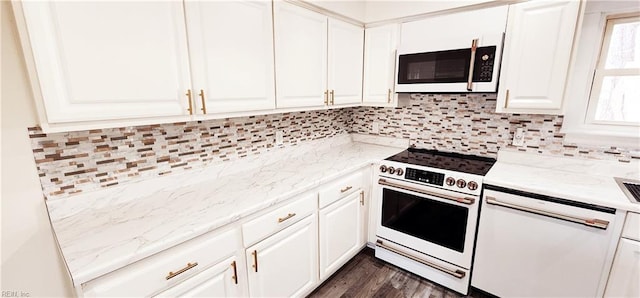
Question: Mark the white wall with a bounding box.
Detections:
[364,0,496,23]
[306,0,498,23]
[308,0,366,21]
[0,2,74,296]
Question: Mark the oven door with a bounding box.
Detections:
[376,178,479,269]
[395,33,503,93]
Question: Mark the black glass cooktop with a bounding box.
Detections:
[386,148,496,176]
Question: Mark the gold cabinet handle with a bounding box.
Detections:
[166,262,198,280]
[252,250,258,272]
[360,190,364,206]
[504,89,510,109]
[199,89,207,114]
[330,89,335,105]
[324,90,328,105]
[387,89,392,103]
[231,261,238,284]
[340,186,353,193]
[467,38,478,91]
[185,89,193,115]
[277,213,296,223]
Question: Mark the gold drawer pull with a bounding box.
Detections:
[166,262,198,280]
[277,213,296,223]
[324,90,329,105]
[231,261,238,284]
[252,250,258,272]
[341,186,353,193]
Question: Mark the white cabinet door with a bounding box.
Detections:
[274,2,327,108]
[605,238,640,297]
[319,191,365,280]
[496,0,580,114]
[156,257,242,298]
[328,18,364,106]
[246,215,318,297]
[363,24,399,106]
[184,1,275,114]
[19,1,192,123]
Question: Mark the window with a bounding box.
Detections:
[561,7,640,147]
[586,14,640,126]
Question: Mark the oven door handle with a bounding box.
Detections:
[486,196,609,229]
[376,240,466,279]
[378,178,475,205]
[466,38,479,91]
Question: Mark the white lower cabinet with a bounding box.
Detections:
[156,256,242,297]
[605,238,640,297]
[81,228,241,297]
[319,190,366,280]
[245,214,319,297]
[605,212,640,297]
[79,168,372,297]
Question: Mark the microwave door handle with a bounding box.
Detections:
[467,38,479,91]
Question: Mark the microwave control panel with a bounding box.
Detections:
[473,46,496,82]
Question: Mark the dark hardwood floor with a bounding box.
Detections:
[308,248,492,298]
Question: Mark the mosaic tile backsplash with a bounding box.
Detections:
[352,93,639,162]
[30,93,639,200]
[30,109,350,199]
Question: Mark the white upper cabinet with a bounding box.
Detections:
[18,1,192,124]
[274,2,364,108]
[328,19,364,106]
[496,0,581,114]
[274,2,328,108]
[184,0,275,115]
[362,24,399,106]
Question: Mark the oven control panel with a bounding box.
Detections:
[378,161,483,196]
[405,167,444,186]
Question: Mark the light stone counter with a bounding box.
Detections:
[46,134,407,286]
[485,150,640,213]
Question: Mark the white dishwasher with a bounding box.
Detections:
[472,186,623,297]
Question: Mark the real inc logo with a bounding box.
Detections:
[1,291,30,297]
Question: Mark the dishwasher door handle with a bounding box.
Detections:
[485,196,609,229]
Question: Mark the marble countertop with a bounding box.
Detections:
[485,150,640,213]
[47,134,406,285]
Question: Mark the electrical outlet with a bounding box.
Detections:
[372,122,380,134]
[275,130,284,146]
[512,128,525,147]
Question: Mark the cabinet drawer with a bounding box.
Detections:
[319,170,364,208]
[82,228,239,297]
[242,193,316,247]
[622,212,640,241]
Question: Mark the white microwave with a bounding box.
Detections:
[395,33,504,93]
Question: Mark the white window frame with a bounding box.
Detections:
[585,14,640,126]
[561,3,640,149]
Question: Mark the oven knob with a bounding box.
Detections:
[388,167,396,174]
[468,181,478,191]
[396,168,404,176]
[446,177,456,186]
[379,165,387,173]
[456,179,467,188]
